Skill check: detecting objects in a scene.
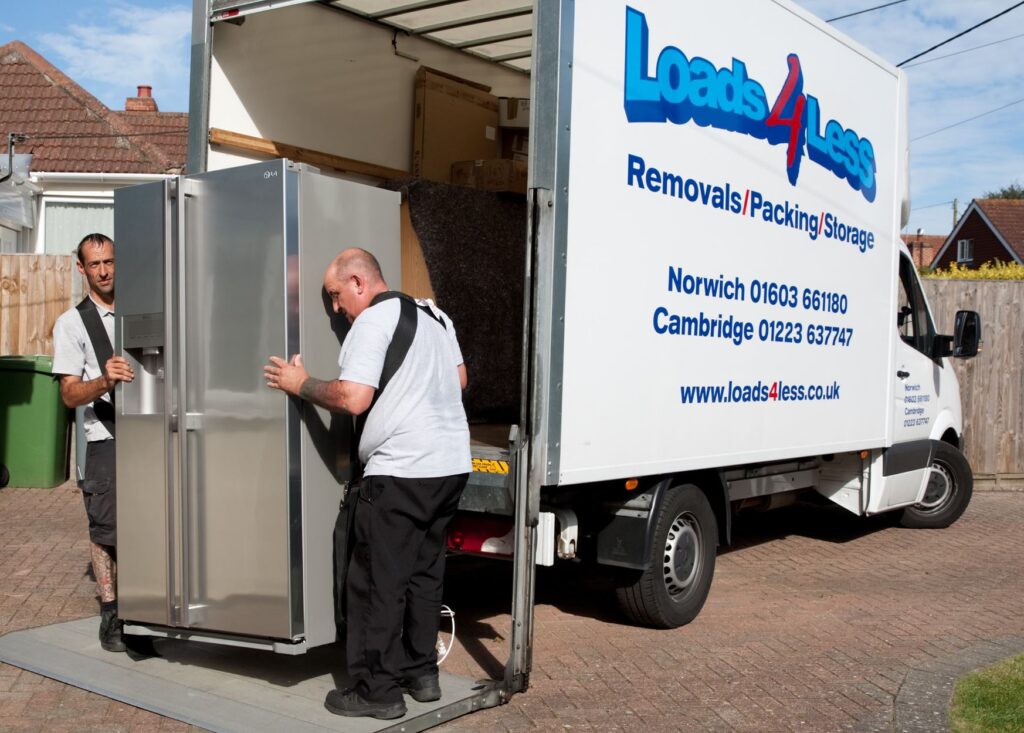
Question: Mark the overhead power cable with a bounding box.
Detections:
[898,1,1024,66]
[913,200,954,210]
[911,96,1024,141]
[827,0,910,23]
[902,31,1024,67]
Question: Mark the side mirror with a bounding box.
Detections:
[953,310,981,358]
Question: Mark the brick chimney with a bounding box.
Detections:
[125,85,158,112]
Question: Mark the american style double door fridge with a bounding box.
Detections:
[113,159,400,651]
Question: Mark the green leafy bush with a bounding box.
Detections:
[924,260,1024,280]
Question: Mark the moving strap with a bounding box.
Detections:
[351,291,447,478]
[75,297,116,437]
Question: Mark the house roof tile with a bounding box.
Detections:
[0,40,188,174]
[975,198,1024,262]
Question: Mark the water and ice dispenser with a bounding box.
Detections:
[120,315,164,416]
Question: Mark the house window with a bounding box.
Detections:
[0,223,19,253]
[43,201,114,256]
[956,238,973,264]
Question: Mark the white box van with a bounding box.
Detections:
[186,0,980,702]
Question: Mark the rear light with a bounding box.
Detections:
[446,514,514,557]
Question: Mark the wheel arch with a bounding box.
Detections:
[930,407,962,450]
[594,470,730,571]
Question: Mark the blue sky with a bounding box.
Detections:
[2,0,1022,237]
[0,1,191,111]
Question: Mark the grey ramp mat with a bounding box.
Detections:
[0,617,489,733]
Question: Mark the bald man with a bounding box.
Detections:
[265,248,470,720]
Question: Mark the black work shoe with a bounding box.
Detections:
[401,673,442,703]
[98,609,126,653]
[324,688,406,720]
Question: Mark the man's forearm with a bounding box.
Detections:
[61,376,111,408]
[298,377,373,415]
[299,377,347,413]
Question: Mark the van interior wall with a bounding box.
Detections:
[392,180,526,424]
[206,3,531,174]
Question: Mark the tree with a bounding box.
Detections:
[983,182,1024,199]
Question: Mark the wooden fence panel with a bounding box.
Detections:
[0,254,75,357]
[923,279,1024,476]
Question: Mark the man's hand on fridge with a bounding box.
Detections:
[264,354,308,396]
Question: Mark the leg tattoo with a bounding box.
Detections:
[91,542,116,603]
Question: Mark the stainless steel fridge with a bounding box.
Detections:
[113,159,400,652]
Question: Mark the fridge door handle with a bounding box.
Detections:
[169,412,205,432]
[163,178,178,626]
[176,175,193,626]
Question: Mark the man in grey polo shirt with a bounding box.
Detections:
[52,233,134,653]
[265,247,470,720]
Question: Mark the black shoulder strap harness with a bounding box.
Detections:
[76,296,116,437]
[351,291,446,478]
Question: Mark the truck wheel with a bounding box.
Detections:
[0,464,8,489]
[898,442,973,529]
[615,486,717,628]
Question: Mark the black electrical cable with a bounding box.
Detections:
[911,96,1024,141]
[827,0,911,23]
[898,1,1024,67]
[913,200,954,210]
[902,31,1024,67]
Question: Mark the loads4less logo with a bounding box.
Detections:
[623,7,878,202]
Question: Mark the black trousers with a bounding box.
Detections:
[346,473,468,703]
[81,439,116,547]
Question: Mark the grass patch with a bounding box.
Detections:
[950,653,1024,733]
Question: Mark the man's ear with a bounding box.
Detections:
[75,259,85,275]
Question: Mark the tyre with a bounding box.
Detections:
[0,464,8,489]
[615,485,717,628]
[898,441,973,529]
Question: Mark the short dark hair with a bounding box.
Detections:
[76,233,114,263]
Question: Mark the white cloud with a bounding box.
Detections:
[39,1,191,112]
[798,0,1024,235]
[0,23,15,34]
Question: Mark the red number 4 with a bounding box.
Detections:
[766,54,807,180]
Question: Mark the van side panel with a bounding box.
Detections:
[555,2,903,485]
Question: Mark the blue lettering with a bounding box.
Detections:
[623,7,879,202]
[653,306,669,334]
[668,267,682,292]
[748,190,763,217]
[658,47,691,110]
[623,8,662,121]
[646,165,662,192]
[627,153,645,188]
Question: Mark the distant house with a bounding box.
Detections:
[900,232,947,269]
[0,40,187,255]
[930,198,1024,270]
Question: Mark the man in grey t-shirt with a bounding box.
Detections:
[52,233,135,653]
[265,247,470,721]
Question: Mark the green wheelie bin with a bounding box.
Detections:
[0,355,70,488]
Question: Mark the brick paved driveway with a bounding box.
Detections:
[2,482,1022,733]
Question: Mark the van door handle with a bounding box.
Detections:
[896,370,910,379]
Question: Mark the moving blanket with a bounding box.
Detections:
[391,179,526,423]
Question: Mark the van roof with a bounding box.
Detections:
[213,0,533,74]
